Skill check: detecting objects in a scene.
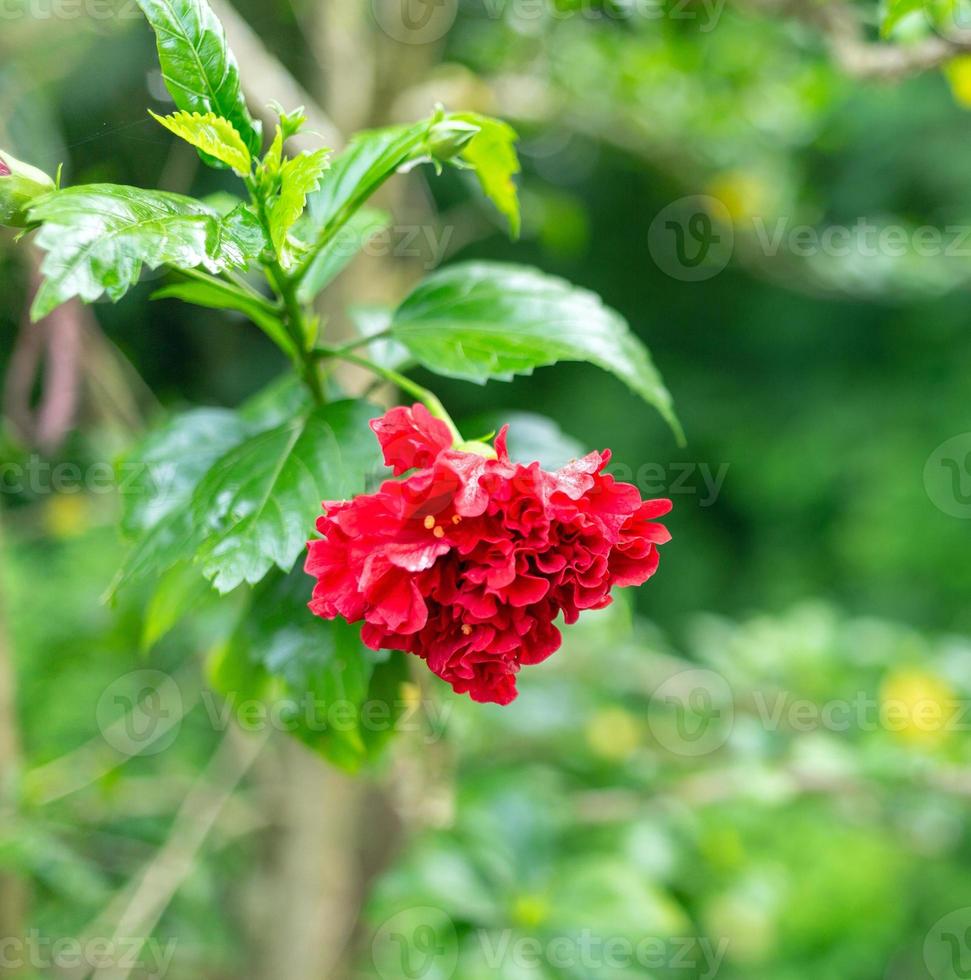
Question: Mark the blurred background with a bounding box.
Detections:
[3,0,971,977]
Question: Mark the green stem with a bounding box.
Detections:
[248,179,326,405]
[267,260,326,405]
[331,351,462,443]
[313,331,392,359]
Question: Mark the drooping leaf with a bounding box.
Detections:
[149,110,252,175]
[152,279,295,359]
[135,0,262,158]
[191,399,380,593]
[296,206,390,303]
[452,113,520,237]
[28,185,264,319]
[389,262,683,442]
[269,148,331,257]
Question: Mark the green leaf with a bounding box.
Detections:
[389,262,683,442]
[882,0,925,35]
[152,279,295,359]
[307,121,430,232]
[269,148,332,257]
[135,0,262,158]
[348,305,412,372]
[141,560,212,649]
[110,408,251,598]
[303,111,520,249]
[149,110,252,175]
[119,407,249,538]
[296,207,390,303]
[452,113,520,237]
[28,185,264,319]
[192,399,380,593]
[209,568,402,770]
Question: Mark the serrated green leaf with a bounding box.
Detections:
[269,148,331,257]
[152,279,295,359]
[119,407,249,538]
[192,400,380,593]
[110,408,250,598]
[453,113,520,237]
[28,185,264,319]
[149,110,252,175]
[389,262,683,442]
[296,207,389,303]
[135,0,262,159]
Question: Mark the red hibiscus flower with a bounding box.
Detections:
[305,405,671,704]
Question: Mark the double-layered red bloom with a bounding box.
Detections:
[305,405,671,704]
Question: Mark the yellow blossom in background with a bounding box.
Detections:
[585,706,642,760]
[43,494,91,540]
[511,893,550,929]
[945,56,971,108]
[705,170,771,224]
[879,668,958,747]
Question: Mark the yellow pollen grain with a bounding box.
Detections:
[461,624,473,635]
[423,515,435,529]
[451,515,462,524]
[433,525,445,538]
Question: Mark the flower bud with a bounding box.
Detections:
[426,120,480,163]
[0,149,55,228]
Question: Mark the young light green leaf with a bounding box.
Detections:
[192,400,380,593]
[28,185,263,319]
[152,279,295,359]
[296,206,390,303]
[389,262,683,442]
[269,148,331,257]
[149,110,252,175]
[452,113,521,237]
[135,0,262,158]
